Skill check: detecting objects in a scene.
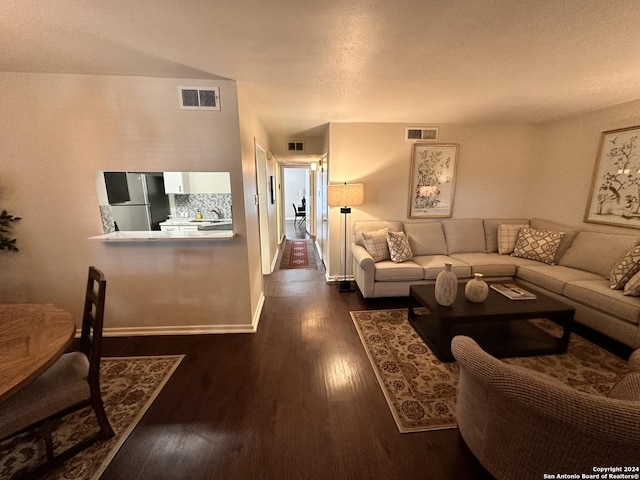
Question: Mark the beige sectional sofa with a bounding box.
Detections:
[351,218,640,348]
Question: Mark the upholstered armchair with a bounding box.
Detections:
[451,336,640,480]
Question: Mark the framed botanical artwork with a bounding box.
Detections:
[585,125,640,228]
[408,143,459,218]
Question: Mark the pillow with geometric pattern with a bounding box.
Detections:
[387,231,413,263]
[610,245,640,290]
[362,227,390,262]
[511,227,565,265]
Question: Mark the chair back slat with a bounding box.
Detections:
[81,267,107,381]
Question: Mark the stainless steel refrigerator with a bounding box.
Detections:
[104,172,170,231]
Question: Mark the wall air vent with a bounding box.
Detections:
[287,141,305,152]
[405,127,439,142]
[178,86,220,110]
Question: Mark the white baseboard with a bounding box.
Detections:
[102,324,255,337]
[102,292,266,337]
[252,292,265,331]
[270,245,280,272]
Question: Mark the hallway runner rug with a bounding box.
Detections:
[0,355,184,480]
[279,239,317,270]
[351,309,627,433]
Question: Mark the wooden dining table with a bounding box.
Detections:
[0,303,76,403]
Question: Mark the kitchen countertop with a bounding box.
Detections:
[90,230,236,241]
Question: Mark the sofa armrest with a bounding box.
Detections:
[351,243,376,297]
[351,244,375,272]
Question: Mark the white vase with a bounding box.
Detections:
[465,273,489,303]
[435,262,457,306]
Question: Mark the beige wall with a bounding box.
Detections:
[237,84,271,317]
[327,122,538,279]
[531,98,640,232]
[0,72,260,334]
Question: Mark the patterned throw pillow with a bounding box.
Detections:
[362,228,390,262]
[511,227,565,265]
[387,231,413,263]
[623,270,640,296]
[610,245,640,290]
[497,224,528,254]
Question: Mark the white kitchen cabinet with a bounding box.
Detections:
[160,224,199,232]
[163,172,190,194]
[188,172,231,194]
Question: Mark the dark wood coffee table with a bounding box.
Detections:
[408,282,575,362]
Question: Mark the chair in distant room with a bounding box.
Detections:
[0,266,114,478]
[293,203,306,227]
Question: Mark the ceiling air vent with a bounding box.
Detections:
[178,86,220,111]
[405,127,439,142]
[287,141,305,152]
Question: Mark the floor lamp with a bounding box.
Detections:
[327,182,364,292]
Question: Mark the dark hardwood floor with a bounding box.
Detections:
[98,220,493,479]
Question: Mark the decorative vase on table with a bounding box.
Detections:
[435,262,458,306]
[465,273,489,303]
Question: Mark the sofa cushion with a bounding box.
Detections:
[362,228,390,262]
[624,271,640,296]
[529,218,578,263]
[387,231,413,263]
[412,255,472,280]
[449,253,518,277]
[610,245,640,289]
[442,219,487,254]
[564,279,640,325]
[483,219,530,253]
[498,224,529,254]
[559,231,640,279]
[516,265,603,295]
[512,227,565,265]
[404,222,448,255]
[373,260,424,282]
[354,221,404,247]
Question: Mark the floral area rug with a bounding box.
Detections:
[0,355,184,479]
[278,239,317,270]
[351,309,627,433]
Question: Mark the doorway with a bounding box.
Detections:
[283,167,309,236]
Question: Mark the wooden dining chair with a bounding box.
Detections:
[0,266,114,478]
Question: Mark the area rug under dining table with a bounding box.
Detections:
[351,309,628,433]
[0,355,184,479]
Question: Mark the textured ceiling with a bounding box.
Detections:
[2,0,640,138]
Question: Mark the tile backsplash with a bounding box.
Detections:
[174,193,232,219]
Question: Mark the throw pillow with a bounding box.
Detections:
[623,270,640,296]
[387,231,413,263]
[610,245,640,290]
[511,227,565,265]
[362,228,390,262]
[497,224,528,255]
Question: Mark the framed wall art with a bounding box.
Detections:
[408,143,459,218]
[585,125,640,228]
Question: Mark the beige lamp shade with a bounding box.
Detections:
[327,183,364,207]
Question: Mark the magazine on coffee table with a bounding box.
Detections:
[490,283,537,300]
